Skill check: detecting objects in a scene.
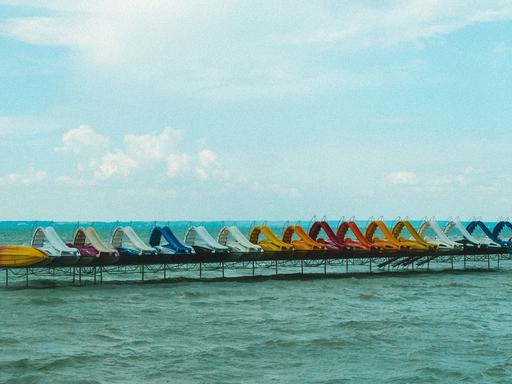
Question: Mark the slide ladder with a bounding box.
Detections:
[184,226,229,253]
[217,226,263,253]
[466,221,502,248]
[336,221,374,251]
[492,221,512,246]
[149,226,195,254]
[308,221,344,250]
[417,221,463,250]
[364,221,402,251]
[281,225,326,250]
[73,227,119,265]
[32,226,80,266]
[249,226,293,251]
[391,221,436,251]
[112,226,156,255]
[443,221,486,249]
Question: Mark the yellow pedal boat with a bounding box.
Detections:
[0,245,49,267]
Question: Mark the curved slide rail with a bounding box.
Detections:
[417,221,463,250]
[73,227,119,265]
[391,221,436,251]
[492,221,512,246]
[0,245,49,267]
[112,226,156,255]
[249,226,293,251]
[149,226,195,254]
[336,221,374,251]
[364,221,403,251]
[282,225,327,250]
[184,226,229,253]
[308,221,344,250]
[443,221,486,249]
[32,226,80,266]
[466,221,503,248]
[217,226,263,253]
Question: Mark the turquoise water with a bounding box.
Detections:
[2,222,512,383]
[2,272,512,383]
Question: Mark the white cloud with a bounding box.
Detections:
[166,153,190,177]
[55,124,109,154]
[4,1,511,98]
[0,167,47,185]
[94,150,137,179]
[56,124,222,181]
[388,171,416,185]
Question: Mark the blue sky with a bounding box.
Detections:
[0,1,511,221]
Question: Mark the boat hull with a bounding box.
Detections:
[0,246,49,267]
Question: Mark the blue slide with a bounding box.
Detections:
[149,226,195,254]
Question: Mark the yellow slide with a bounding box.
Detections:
[282,225,327,250]
[392,221,437,251]
[0,245,49,267]
[249,226,293,251]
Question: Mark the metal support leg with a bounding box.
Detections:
[275,261,278,275]
[497,254,500,269]
[94,267,97,284]
[369,258,372,273]
[72,267,76,284]
[222,262,225,278]
[345,258,348,273]
[451,256,454,270]
[301,260,304,275]
[141,265,144,281]
[252,261,255,277]
[324,259,327,274]
[199,263,202,279]
[163,264,167,280]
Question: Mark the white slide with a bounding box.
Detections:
[112,226,156,254]
[218,226,263,253]
[417,221,463,250]
[184,226,230,253]
[443,221,499,248]
[32,226,81,257]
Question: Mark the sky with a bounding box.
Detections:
[0,0,511,221]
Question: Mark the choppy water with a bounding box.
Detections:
[2,222,512,383]
[1,272,512,383]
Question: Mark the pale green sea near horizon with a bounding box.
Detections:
[1,221,512,383]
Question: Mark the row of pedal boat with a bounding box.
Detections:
[0,220,511,268]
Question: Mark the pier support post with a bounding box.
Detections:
[94,267,97,284]
[324,259,327,274]
[275,261,278,275]
[141,265,144,282]
[451,256,454,270]
[25,268,29,288]
[72,267,75,284]
[301,260,304,275]
[222,262,225,278]
[252,261,255,277]
[488,254,490,270]
[497,254,500,270]
[369,258,372,273]
[199,263,202,279]
[163,264,167,280]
